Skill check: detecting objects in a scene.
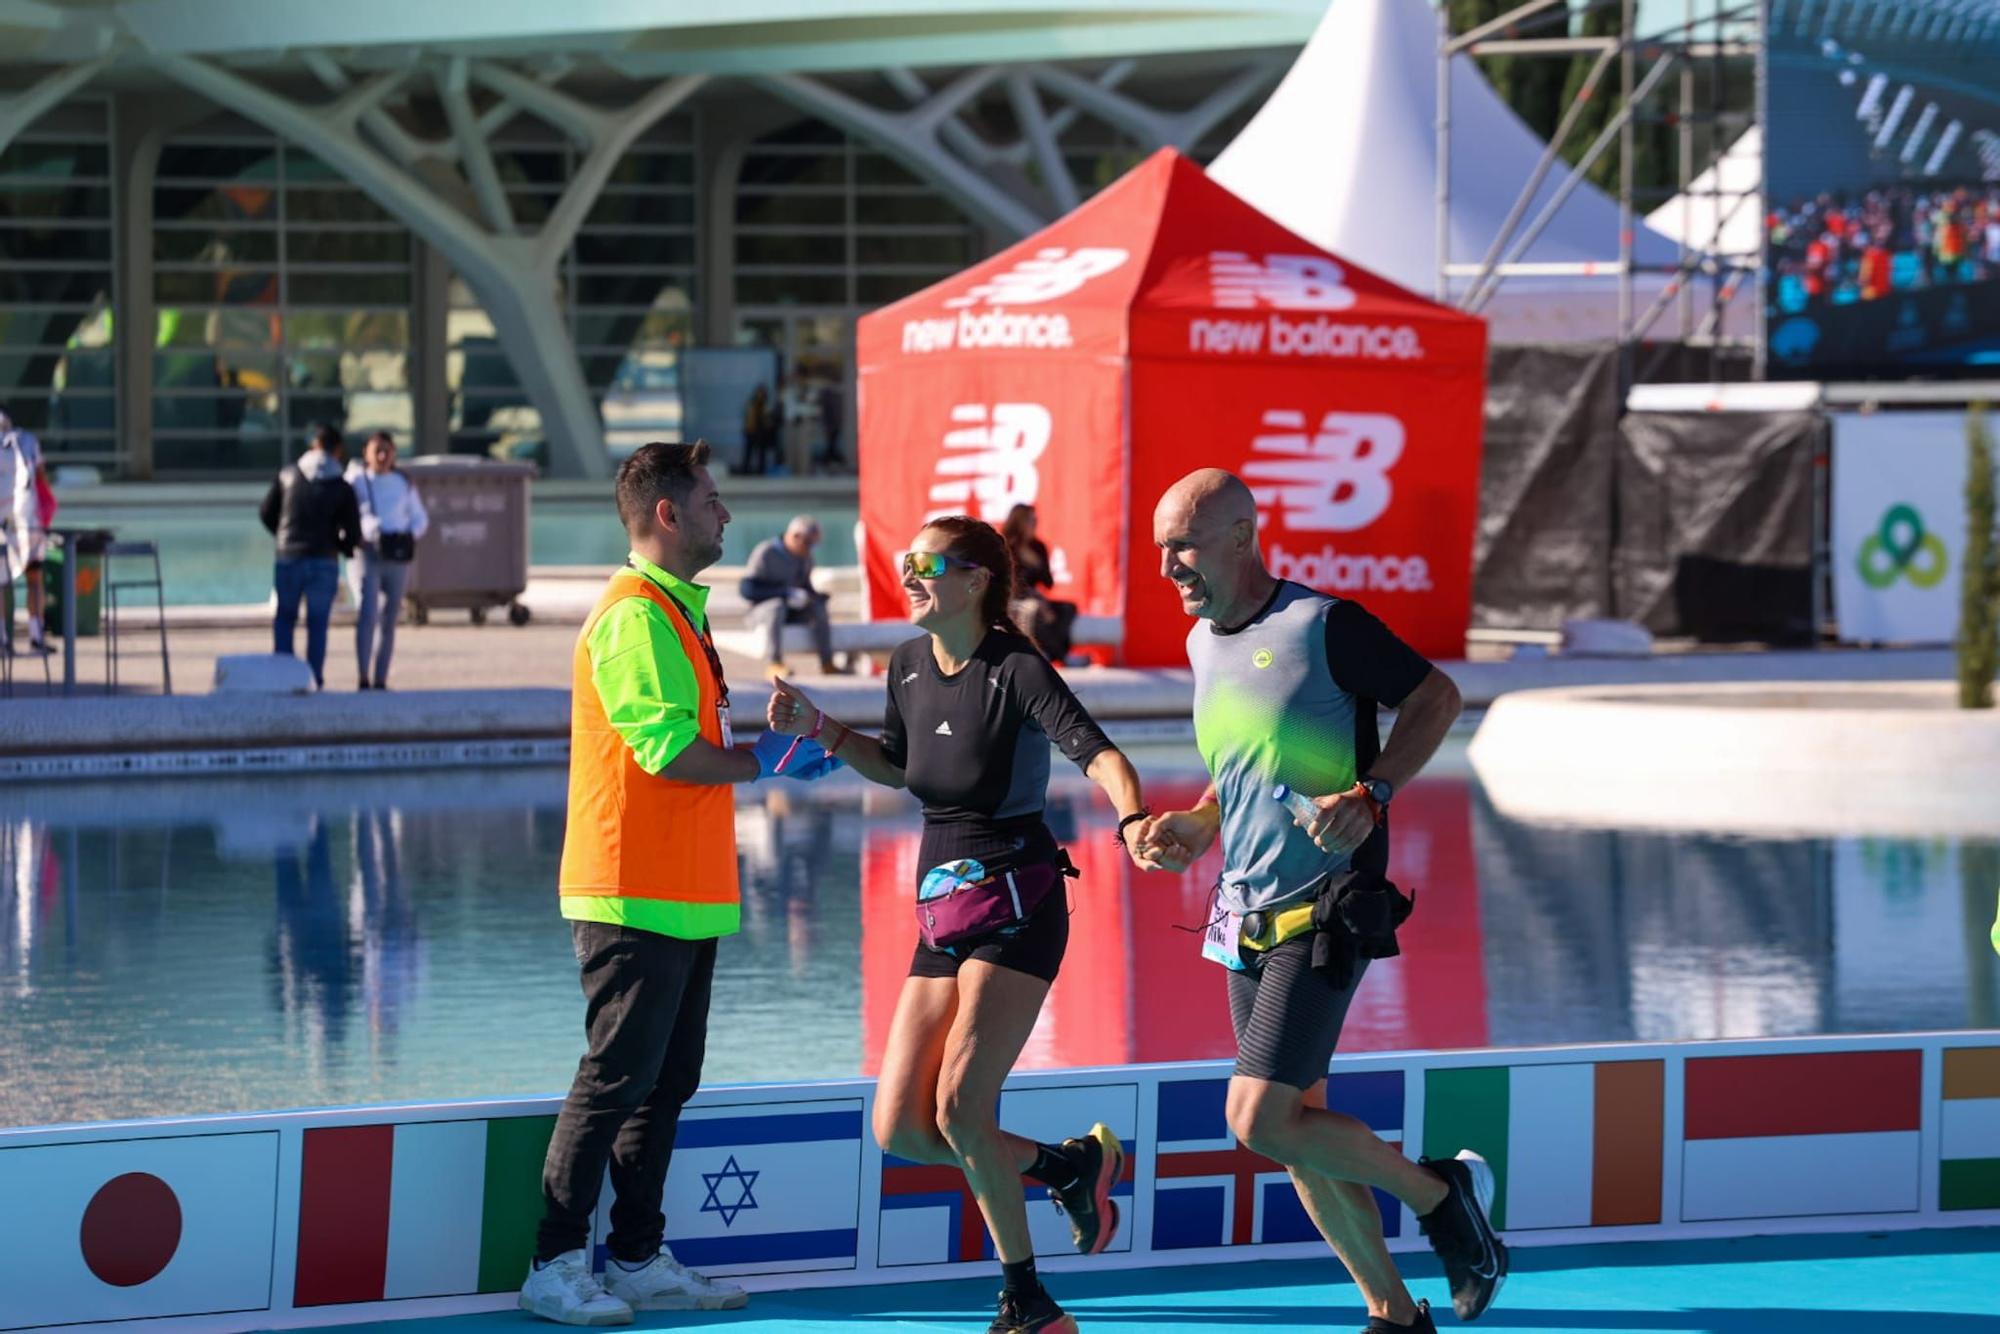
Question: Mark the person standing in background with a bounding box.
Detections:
[0,409,50,653]
[350,430,428,691]
[814,380,845,472]
[741,384,777,476]
[259,424,359,690]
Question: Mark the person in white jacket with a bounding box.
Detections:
[348,431,428,690]
[0,409,49,653]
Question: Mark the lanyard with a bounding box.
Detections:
[624,558,730,706]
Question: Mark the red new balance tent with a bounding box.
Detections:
[856,148,1487,666]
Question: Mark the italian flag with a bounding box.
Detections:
[294,1116,554,1306]
[1941,1046,2000,1212]
[1422,1060,1664,1231]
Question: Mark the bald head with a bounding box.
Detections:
[1156,468,1257,534]
[1153,469,1271,623]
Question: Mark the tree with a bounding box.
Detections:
[1960,402,1998,709]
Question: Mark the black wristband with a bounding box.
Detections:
[1114,808,1151,848]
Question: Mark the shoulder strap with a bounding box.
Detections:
[624,562,730,705]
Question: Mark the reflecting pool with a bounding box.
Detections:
[1,741,1993,1128]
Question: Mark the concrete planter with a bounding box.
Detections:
[1467,681,2000,837]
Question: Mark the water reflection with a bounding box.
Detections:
[0,748,1994,1130]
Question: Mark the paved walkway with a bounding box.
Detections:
[343,1229,2000,1333]
[0,567,818,699]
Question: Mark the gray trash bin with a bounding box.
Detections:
[401,456,535,626]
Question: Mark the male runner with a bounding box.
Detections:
[1138,469,1506,1332]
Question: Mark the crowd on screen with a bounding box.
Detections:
[1767,182,2000,311]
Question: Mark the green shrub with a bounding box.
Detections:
[1960,402,1998,708]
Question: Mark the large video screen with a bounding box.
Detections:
[1764,0,2000,377]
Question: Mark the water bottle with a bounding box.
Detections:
[1272,783,1319,826]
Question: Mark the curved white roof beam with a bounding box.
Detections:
[81,0,1325,71]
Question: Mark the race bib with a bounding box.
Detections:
[717,701,735,749]
[1200,908,1248,971]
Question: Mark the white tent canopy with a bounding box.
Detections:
[1211,0,1750,343]
[1646,126,1763,260]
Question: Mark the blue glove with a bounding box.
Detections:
[779,741,845,782]
[749,728,794,779]
[748,731,845,782]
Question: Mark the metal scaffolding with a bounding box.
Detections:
[1437,0,1762,386]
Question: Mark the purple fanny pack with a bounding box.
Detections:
[916,861,1067,951]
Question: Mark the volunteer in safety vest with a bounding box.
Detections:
[522,441,841,1328]
[1136,469,1503,1334]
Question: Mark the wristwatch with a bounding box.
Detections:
[1359,776,1394,808]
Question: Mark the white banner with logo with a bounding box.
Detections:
[1831,412,1968,644]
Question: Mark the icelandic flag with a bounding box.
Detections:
[1151,1071,1403,1251]
[878,1084,1138,1266]
[593,1099,863,1276]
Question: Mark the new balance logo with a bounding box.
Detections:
[1209,252,1358,311]
[925,402,1050,522]
[1244,410,1404,532]
[935,721,954,736]
[945,247,1129,308]
[901,671,921,685]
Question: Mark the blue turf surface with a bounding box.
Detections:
[341,1228,2000,1333]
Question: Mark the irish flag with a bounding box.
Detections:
[294,1115,554,1306]
[1682,1049,1920,1221]
[1940,1046,2000,1212]
[1422,1060,1663,1231]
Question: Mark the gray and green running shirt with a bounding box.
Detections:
[1187,581,1432,915]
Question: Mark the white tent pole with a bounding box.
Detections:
[1466,54,1677,313]
[1462,46,1618,310]
[1434,1,1450,303]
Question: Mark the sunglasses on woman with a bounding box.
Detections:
[901,550,979,580]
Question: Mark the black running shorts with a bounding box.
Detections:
[907,880,1070,984]
[1227,935,1370,1089]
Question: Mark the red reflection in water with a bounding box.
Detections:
[862,775,1489,1073]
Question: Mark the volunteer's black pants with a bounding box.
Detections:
[536,922,716,1264]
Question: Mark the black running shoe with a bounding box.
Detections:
[1046,1122,1123,1255]
[1417,1150,1508,1321]
[986,1285,1078,1334]
[1362,1298,1436,1333]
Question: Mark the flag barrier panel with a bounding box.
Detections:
[2,1031,1996,1332]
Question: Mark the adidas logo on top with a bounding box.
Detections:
[935,721,953,736]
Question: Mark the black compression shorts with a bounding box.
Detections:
[1227,935,1371,1089]
[907,881,1069,984]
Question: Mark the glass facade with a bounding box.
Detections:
[0,100,115,471]
[733,120,985,472]
[447,115,698,461]
[151,118,414,475]
[0,80,1235,478]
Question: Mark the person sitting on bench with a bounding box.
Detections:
[741,514,848,679]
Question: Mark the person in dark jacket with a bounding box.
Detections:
[739,514,843,679]
[260,424,360,689]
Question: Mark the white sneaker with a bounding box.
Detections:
[518,1249,634,1326]
[601,1245,748,1312]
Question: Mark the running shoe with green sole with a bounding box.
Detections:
[1046,1122,1123,1255]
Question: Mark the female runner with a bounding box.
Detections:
[766,515,1155,1334]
